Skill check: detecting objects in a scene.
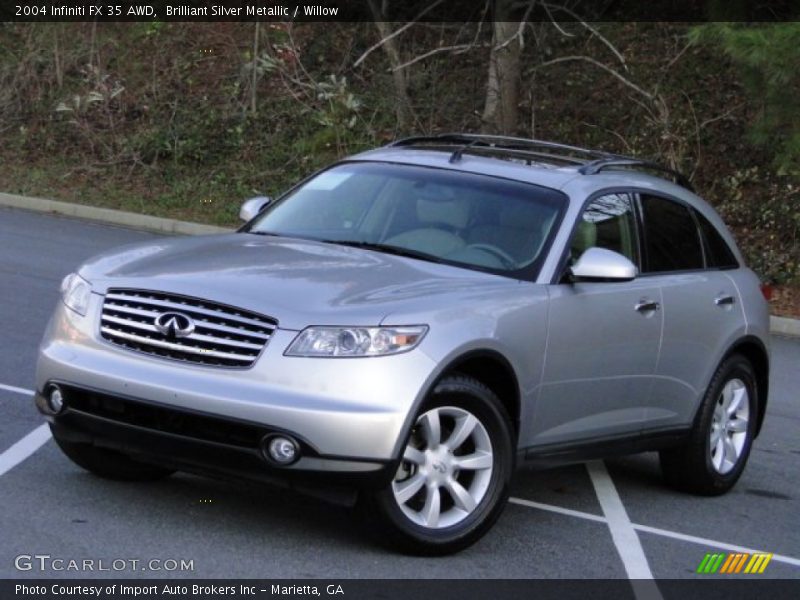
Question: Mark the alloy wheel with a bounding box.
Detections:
[709,378,750,474]
[392,406,494,529]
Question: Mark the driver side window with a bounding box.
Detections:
[570,193,638,265]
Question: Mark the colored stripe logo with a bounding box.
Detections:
[696,552,773,574]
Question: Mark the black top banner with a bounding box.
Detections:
[1,0,799,23]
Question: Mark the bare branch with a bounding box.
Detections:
[682,90,702,179]
[663,39,692,73]
[392,43,485,72]
[353,0,446,68]
[534,55,653,101]
[581,121,635,154]
[542,2,575,38]
[542,3,627,68]
[285,23,319,88]
[467,1,491,48]
[699,102,745,129]
[496,0,538,50]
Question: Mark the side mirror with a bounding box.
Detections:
[239,196,272,222]
[570,247,637,282]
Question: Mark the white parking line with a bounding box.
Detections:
[633,523,800,568]
[588,460,662,598]
[0,424,51,477]
[509,495,800,569]
[588,460,657,579]
[0,382,34,396]
[509,496,607,523]
[0,384,53,477]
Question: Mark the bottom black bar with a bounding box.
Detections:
[3,580,800,600]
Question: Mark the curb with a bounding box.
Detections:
[770,316,800,338]
[0,192,232,236]
[2,192,799,338]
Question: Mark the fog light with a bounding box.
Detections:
[264,435,299,465]
[49,387,64,413]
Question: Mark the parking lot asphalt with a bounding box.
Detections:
[0,206,798,581]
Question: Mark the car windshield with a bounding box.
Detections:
[246,162,566,277]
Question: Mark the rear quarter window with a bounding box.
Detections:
[693,208,739,269]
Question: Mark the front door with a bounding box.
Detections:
[532,192,663,446]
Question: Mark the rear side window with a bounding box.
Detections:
[640,194,704,273]
[693,209,739,269]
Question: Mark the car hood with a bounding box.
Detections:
[79,233,519,330]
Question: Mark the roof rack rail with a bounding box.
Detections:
[578,158,694,191]
[388,133,621,162]
[386,133,694,190]
[421,143,588,167]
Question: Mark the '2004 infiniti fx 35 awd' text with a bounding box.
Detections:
[36,134,769,554]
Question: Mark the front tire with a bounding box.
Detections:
[51,426,174,482]
[660,354,758,495]
[363,375,514,555]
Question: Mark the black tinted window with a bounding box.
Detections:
[693,209,738,269]
[641,195,704,272]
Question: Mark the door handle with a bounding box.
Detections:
[635,299,660,313]
[715,294,736,306]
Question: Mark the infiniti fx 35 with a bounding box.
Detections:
[36,134,770,554]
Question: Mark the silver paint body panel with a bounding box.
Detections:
[36,147,770,470]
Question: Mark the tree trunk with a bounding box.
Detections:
[251,21,260,116]
[368,0,412,131]
[482,14,522,134]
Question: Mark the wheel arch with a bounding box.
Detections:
[389,347,523,464]
[721,335,770,437]
[433,349,522,439]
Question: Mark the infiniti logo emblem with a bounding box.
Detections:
[154,312,195,339]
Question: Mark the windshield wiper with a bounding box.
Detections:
[247,230,282,237]
[321,240,446,265]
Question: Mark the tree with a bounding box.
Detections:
[481,5,523,134]
[365,0,413,131]
[691,23,800,175]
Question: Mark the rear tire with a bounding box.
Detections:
[362,374,514,555]
[51,426,174,482]
[660,354,757,495]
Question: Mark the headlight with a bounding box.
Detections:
[285,325,428,357]
[60,273,92,316]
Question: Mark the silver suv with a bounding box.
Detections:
[36,134,770,554]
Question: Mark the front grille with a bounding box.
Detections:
[100,289,277,367]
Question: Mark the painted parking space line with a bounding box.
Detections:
[510,493,800,569]
[633,523,800,568]
[588,460,662,598]
[0,424,51,477]
[0,384,51,477]
[509,496,607,523]
[0,382,33,396]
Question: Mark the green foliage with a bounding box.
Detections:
[690,23,800,175]
[0,22,797,287]
[717,167,799,284]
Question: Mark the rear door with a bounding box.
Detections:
[534,192,663,446]
[637,193,746,430]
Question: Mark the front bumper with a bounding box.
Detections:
[37,385,395,490]
[36,295,437,483]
